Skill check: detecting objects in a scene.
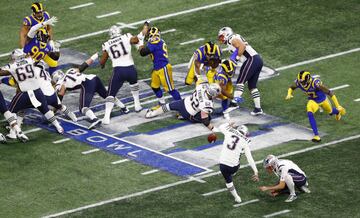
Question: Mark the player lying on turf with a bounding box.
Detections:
[52,54,128,129]
[145,82,221,132]
[259,154,311,202]
[285,70,346,142]
[216,123,258,203]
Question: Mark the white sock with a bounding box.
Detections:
[284,175,296,196]
[226,182,240,199]
[234,83,245,98]
[4,111,17,126]
[17,111,25,127]
[158,96,166,105]
[104,97,115,120]
[130,83,141,108]
[45,111,62,129]
[114,97,126,108]
[82,107,97,120]
[251,88,261,109]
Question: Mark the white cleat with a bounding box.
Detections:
[250,108,264,116]
[67,112,78,122]
[102,117,110,125]
[16,132,29,143]
[300,185,311,193]
[6,128,17,139]
[88,118,102,130]
[234,196,242,203]
[285,194,297,202]
[145,109,157,118]
[56,126,64,134]
[135,105,143,113]
[121,107,130,114]
[0,133,7,143]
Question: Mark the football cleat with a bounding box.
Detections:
[102,117,110,125]
[88,118,102,130]
[300,185,311,194]
[250,108,263,116]
[66,111,78,122]
[150,104,161,111]
[0,133,7,143]
[312,135,321,142]
[145,109,156,118]
[135,105,143,113]
[223,112,230,120]
[6,127,17,139]
[223,102,239,114]
[176,113,185,120]
[121,107,130,114]
[285,194,297,203]
[335,112,341,121]
[16,131,29,143]
[234,196,242,203]
[337,106,346,115]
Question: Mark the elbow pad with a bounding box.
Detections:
[78,62,89,72]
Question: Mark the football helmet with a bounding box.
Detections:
[148,27,161,40]
[207,83,221,97]
[218,27,233,44]
[297,71,312,87]
[11,49,26,61]
[66,68,79,75]
[263,154,278,168]
[31,2,44,20]
[36,28,49,43]
[109,25,121,38]
[52,70,65,83]
[236,124,248,136]
[221,59,236,78]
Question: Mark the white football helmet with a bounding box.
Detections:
[52,70,65,83]
[66,68,79,75]
[218,27,233,43]
[207,83,221,97]
[237,124,249,136]
[11,49,26,61]
[109,25,121,38]
[263,154,278,168]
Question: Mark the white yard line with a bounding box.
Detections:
[202,188,227,196]
[116,22,137,29]
[276,48,360,71]
[162,29,176,34]
[81,148,100,155]
[42,133,360,217]
[53,138,71,144]
[233,199,260,207]
[263,210,291,218]
[141,169,159,175]
[180,38,204,45]
[187,176,206,183]
[23,128,42,134]
[96,11,121,19]
[354,98,360,102]
[330,84,350,91]
[111,159,129,165]
[69,2,94,10]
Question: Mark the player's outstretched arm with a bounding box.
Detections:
[244,144,259,181]
[99,51,109,69]
[0,68,11,76]
[285,83,297,100]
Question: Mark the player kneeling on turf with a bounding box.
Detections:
[217,123,258,203]
[259,155,311,202]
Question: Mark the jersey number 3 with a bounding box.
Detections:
[227,135,240,150]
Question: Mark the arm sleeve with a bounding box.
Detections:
[244,143,258,175]
[27,23,43,38]
[139,46,152,56]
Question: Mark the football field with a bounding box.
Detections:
[0,0,360,217]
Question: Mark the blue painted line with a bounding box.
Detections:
[22,110,207,177]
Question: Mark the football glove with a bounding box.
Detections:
[43,16,58,26]
[285,88,294,100]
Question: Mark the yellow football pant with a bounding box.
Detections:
[43,54,58,67]
[185,59,217,85]
[151,63,175,92]
[306,98,333,114]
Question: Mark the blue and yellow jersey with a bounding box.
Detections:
[214,71,231,86]
[23,11,50,28]
[194,45,222,65]
[296,77,326,103]
[146,37,169,70]
[23,37,51,63]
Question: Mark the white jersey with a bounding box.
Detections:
[55,70,96,90]
[35,65,55,96]
[218,123,252,167]
[3,57,41,92]
[102,33,134,67]
[184,83,213,115]
[227,34,258,62]
[274,159,306,181]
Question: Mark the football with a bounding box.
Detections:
[207,133,217,143]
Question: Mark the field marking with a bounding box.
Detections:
[330,84,350,91]
[180,38,205,45]
[23,128,42,134]
[116,22,137,29]
[141,169,159,175]
[53,138,71,144]
[263,209,291,218]
[111,159,129,165]
[354,98,360,102]
[81,148,100,154]
[188,176,206,183]
[162,29,176,34]
[69,2,94,10]
[275,48,360,71]
[202,188,227,196]
[42,134,360,217]
[233,199,260,207]
[96,11,121,19]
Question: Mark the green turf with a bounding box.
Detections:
[0,0,359,217]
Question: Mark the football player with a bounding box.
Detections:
[21,3,60,75]
[100,25,144,124]
[285,71,346,142]
[185,41,222,85]
[145,82,220,132]
[259,155,311,202]
[218,27,264,116]
[214,59,239,119]
[0,49,63,134]
[53,54,128,130]
[138,25,181,108]
[216,123,258,203]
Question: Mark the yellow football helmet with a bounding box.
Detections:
[297,71,312,87]
[221,59,236,77]
[31,2,44,20]
[148,27,160,38]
